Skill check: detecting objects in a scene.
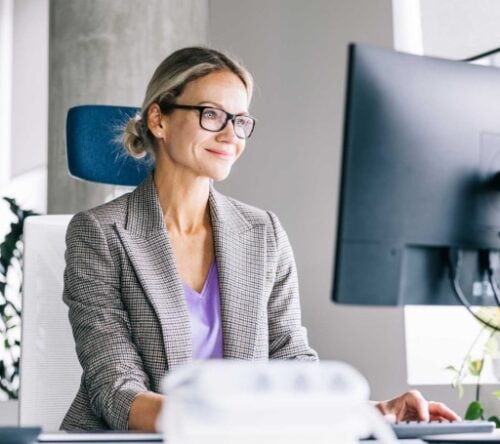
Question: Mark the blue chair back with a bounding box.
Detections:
[66,105,153,186]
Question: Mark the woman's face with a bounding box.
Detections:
[155,70,250,182]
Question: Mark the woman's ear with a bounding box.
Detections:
[147,103,165,139]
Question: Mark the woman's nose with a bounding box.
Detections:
[217,120,239,142]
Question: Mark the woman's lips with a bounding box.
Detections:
[206,148,233,159]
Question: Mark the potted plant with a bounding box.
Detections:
[447,308,500,426]
[0,197,37,399]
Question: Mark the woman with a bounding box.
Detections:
[61,47,459,431]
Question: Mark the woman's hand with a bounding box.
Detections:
[375,390,461,423]
[129,392,164,431]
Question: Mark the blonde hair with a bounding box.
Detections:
[122,46,254,159]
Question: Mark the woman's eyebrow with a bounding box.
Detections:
[197,100,222,107]
[197,101,249,115]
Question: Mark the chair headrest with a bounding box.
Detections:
[66,105,154,186]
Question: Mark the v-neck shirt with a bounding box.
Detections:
[181,261,223,359]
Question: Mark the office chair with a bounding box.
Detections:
[66,105,152,185]
[19,105,150,430]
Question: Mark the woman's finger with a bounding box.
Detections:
[428,401,461,421]
[403,390,430,422]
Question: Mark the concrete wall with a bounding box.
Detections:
[47,0,208,214]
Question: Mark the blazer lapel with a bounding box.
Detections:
[115,174,192,369]
[115,174,266,364]
[209,187,266,360]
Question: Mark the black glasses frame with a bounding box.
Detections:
[158,103,256,139]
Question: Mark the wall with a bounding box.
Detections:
[420,0,500,60]
[0,0,13,188]
[208,0,409,401]
[0,0,49,215]
[10,0,49,180]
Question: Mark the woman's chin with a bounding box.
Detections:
[208,167,232,182]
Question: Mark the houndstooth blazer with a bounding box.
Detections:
[60,173,318,431]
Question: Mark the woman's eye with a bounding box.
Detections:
[203,109,219,120]
[235,117,249,126]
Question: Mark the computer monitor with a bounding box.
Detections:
[332,44,500,306]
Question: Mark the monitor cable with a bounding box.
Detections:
[448,248,500,332]
[478,249,500,306]
[486,251,500,306]
[462,47,500,62]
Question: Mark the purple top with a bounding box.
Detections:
[182,261,224,359]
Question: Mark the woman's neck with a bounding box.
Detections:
[153,165,211,235]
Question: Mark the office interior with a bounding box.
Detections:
[2,0,500,428]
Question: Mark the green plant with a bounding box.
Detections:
[0,197,37,399]
[447,309,500,426]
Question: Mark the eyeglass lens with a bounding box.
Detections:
[201,108,254,139]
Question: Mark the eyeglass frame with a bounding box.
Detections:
[157,102,256,139]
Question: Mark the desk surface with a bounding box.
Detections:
[35,435,500,444]
[30,431,500,444]
[38,432,161,443]
[35,438,439,444]
[37,438,438,444]
[38,442,161,444]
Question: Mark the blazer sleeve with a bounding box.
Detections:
[266,211,319,361]
[63,210,150,430]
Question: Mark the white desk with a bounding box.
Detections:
[37,432,162,443]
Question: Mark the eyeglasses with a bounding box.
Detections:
[158,103,256,140]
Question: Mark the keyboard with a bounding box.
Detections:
[391,420,496,439]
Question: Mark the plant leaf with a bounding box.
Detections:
[469,359,484,376]
[492,390,500,399]
[465,401,484,420]
[451,376,465,399]
[488,416,500,428]
[445,365,459,374]
[0,230,20,271]
[0,197,38,399]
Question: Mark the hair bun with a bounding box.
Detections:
[123,115,148,158]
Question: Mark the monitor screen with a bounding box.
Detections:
[332,44,500,306]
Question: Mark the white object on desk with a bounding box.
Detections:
[159,360,399,444]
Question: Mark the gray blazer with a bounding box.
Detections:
[61,174,317,431]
